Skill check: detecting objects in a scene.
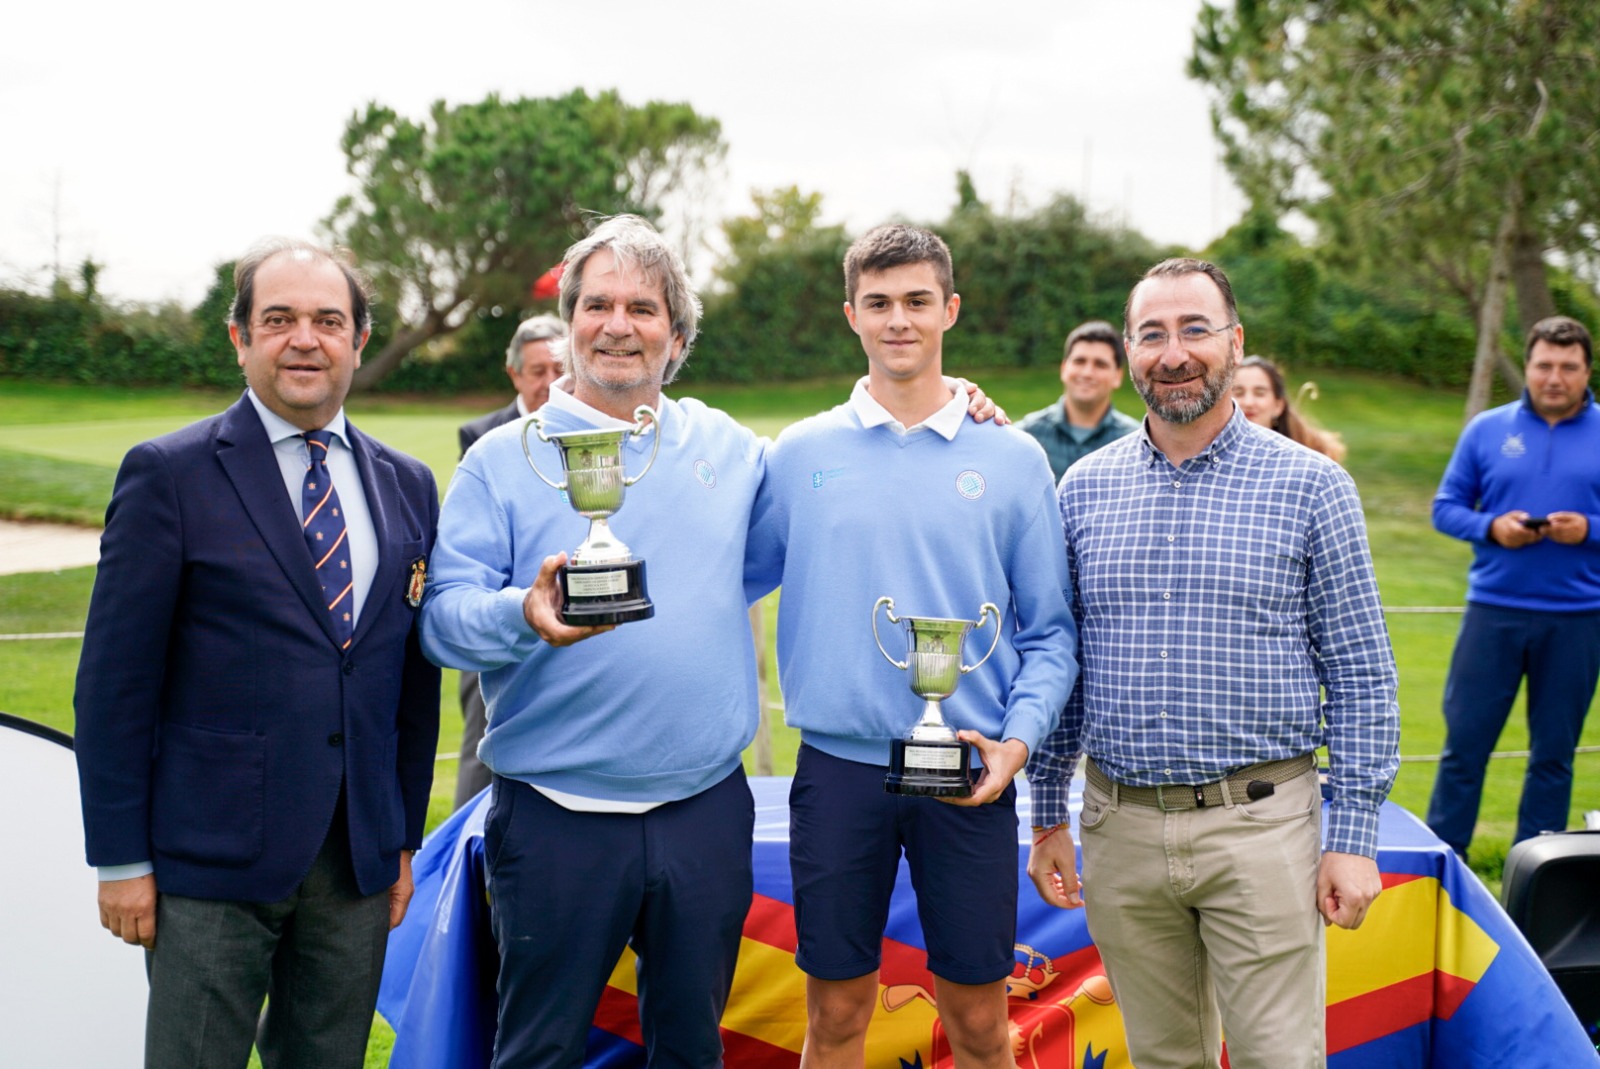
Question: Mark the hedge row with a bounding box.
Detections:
[6,212,1597,393]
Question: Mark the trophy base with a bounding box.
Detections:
[885,738,973,798]
[559,559,654,626]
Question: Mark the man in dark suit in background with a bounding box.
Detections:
[452,313,568,806]
[457,313,567,456]
[74,238,441,1069]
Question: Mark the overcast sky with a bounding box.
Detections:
[0,0,1243,307]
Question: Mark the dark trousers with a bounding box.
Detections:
[484,767,755,1069]
[1426,602,1600,856]
[143,809,392,1069]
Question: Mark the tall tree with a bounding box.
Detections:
[325,90,723,389]
[1191,1,1600,417]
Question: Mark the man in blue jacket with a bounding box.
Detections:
[75,238,440,1068]
[1427,315,1600,858]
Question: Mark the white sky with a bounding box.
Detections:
[0,0,1243,307]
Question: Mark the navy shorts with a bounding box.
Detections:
[788,743,1019,985]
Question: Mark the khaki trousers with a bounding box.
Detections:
[1080,763,1325,1069]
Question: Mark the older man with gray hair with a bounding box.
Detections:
[457,313,568,458]
[451,312,570,807]
[421,215,767,1067]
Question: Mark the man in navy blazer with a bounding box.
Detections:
[74,238,441,1069]
[451,313,566,807]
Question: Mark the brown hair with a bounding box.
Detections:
[843,224,954,304]
[230,238,372,348]
[1525,315,1592,367]
[1064,320,1126,369]
[1239,355,1346,462]
[1124,257,1239,334]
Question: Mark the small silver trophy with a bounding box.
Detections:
[522,405,660,625]
[872,596,1002,797]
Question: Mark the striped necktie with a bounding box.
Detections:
[301,430,353,649]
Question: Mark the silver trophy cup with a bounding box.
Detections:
[873,596,1002,797]
[522,405,660,625]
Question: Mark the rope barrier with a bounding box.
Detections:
[1399,745,1600,764]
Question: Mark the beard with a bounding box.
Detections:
[1134,357,1235,425]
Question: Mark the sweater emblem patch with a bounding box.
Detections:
[694,459,718,489]
[1500,434,1527,458]
[955,470,986,499]
[811,467,845,489]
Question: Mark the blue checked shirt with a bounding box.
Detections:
[1026,406,1399,857]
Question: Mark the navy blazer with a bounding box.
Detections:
[457,400,521,459]
[75,394,441,902]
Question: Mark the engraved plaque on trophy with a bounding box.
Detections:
[522,405,659,625]
[872,596,1002,797]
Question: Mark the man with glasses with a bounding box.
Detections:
[1024,258,1399,1069]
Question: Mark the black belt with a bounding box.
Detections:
[1085,754,1316,811]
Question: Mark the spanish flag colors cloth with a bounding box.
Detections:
[378,778,1599,1068]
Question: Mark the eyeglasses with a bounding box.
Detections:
[1127,323,1234,355]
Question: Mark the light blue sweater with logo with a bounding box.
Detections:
[746,397,1078,766]
[420,391,765,803]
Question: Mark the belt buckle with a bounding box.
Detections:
[1154,784,1193,811]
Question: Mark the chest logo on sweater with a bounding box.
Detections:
[812,468,845,489]
[1500,434,1527,458]
[694,459,718,489]
[955,470,986,500]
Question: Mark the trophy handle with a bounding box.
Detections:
[960,602,1004,674]
[621,405,662,487]
[872,596,908,670]
[519,415,565,490]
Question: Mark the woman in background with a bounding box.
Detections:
[1233,355,1348,462]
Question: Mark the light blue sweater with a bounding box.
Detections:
[420,393,765,803]
[746,404,1078,766]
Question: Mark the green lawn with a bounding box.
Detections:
[3,371,1598,1065]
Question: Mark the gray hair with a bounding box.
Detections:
[229,238,372,347]
[558,215,701,383]
[506,314,568,371]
